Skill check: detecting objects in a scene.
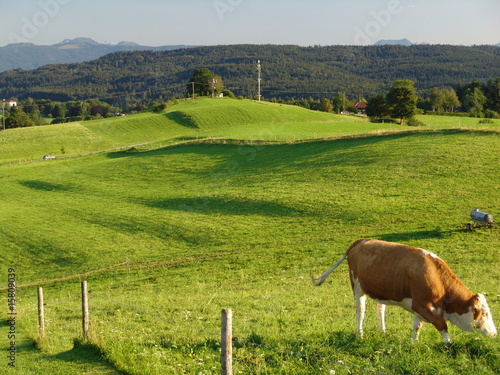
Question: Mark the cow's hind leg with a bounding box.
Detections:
[356,295,367,338]
[376,303,386,333]
[412,315,423,341]
[353,279,366,338]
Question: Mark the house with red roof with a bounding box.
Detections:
[353,101,368,114]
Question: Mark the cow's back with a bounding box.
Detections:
[347,239,448,303]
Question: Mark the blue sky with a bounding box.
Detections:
[2,0,499,47]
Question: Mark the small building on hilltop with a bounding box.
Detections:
[353,101,367,114]
[2,100,17,107]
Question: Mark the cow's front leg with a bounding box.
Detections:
[414,303,451,344]
[376,303,386,333]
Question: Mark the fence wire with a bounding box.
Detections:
[15,287,37,300]
[91,292,220,337]
[14,284,392,374]
[90,291,391,374]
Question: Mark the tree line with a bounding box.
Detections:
[266,77,500,122]
[1,99,126,129]
[1,75,499,129]
[365,77,500,121]
[1,44,499,107]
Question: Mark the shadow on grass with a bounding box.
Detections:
[164,111,199,129]
[141,196,308,217]
[108,129,417,158]
[375,229,459,242]
[19,180,72,192]
[46,339,128,374]
[105,129,496,157]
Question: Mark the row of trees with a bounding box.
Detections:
[1,99,125,129]
[365,78,500,124]
[271,78,500,123]
[257,78,500,124]
[2,73,498,129]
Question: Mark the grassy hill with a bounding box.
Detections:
[0,98,386,164]
[1,99,499,374]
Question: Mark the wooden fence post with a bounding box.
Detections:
[81,280,90,340]
[221,308,233,375]
[37,286,45,339]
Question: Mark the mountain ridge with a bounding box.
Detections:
[373,38,414,46]
[0,38,195,72]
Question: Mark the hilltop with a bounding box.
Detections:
[1,44,499,105]
[0,98,363,164]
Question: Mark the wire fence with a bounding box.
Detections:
[14,281,392,375]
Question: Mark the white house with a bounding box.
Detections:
[2,100,17,107]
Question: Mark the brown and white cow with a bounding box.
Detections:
[312,238,497,344]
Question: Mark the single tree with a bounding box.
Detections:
[366,94,390,120]
[319,98,333,113]
[52,102,67,118]
[187,68,223,97]
[386,80,418,125]
[331,93,349,114]
[5,106,35,128]
[463,87,487,117]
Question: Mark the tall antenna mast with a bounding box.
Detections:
[257,60,262,101]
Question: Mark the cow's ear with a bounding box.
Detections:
[473,307,482,321]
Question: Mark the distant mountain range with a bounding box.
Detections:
[373,39,415,46]
[0,38,195,72]
[1,37,499,73]
[374,39,500,47]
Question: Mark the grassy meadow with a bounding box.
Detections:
[1,98,499,374]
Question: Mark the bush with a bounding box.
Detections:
[423,111,469,117]
[484,109,500,119]
[406,117,427,127]
[478,118,494,124]
[370,118,399,124]
[151,102,167,112]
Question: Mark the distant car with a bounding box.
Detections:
[43,154,56,160]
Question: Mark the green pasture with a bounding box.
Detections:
[1,98,499,374]
[0,98,352,164]
[1,98,498,165]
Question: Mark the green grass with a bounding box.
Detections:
[1,99,499,374]
[0,98,360,164]
[2,98,497,165]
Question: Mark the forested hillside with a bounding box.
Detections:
[1,44,499,105]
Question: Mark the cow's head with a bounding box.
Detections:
[471,294,497,338]
[445,293,497,338]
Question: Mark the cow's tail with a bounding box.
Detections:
[311,238,366,286]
